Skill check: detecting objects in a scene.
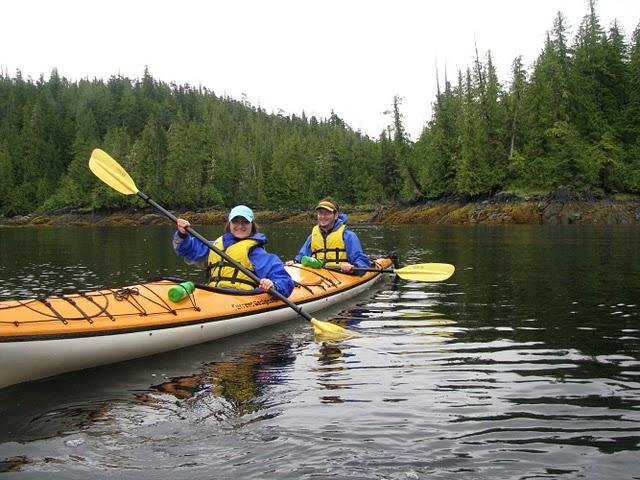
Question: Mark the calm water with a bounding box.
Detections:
[0,224,639,479]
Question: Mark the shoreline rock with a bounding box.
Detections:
[374,198,640,225]
[2,197,640,227]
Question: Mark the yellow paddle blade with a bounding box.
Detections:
[89,148,139,195]
[310,318,357,339]
[394,263,455,282]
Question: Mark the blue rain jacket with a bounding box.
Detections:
[173,231,295,297]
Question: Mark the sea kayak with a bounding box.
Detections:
[0,258,392,388]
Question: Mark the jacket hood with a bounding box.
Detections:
[333,213,348,230]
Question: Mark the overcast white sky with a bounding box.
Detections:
[2,0,639,139]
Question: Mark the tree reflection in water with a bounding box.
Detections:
[147,336,301,426]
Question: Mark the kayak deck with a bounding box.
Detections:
[0,259,392,342]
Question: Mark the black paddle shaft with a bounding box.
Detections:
[326,266,392,274]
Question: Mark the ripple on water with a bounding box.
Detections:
[2,226,640,479]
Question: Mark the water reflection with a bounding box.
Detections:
[317,342,347,366]
[2,225,640,478]
[0,332,305,473]
[0,456,31,474]
[148,337,301,427]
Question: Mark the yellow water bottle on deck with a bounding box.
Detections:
[168,281,195,302]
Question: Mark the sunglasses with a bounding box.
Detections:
[231,217,251,225]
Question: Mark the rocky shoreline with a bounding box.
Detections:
[2,195,640,227]
[372,197,640,225]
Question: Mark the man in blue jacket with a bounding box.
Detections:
[290,197,370,274]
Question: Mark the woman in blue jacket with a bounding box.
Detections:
[173,205,295,297]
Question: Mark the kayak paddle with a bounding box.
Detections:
[327,263,455,282]
[88,148,352,338]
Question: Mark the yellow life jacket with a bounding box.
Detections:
[310,224,348,266]
[207,237,260,289]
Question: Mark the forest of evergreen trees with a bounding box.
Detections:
[0,1,638,217]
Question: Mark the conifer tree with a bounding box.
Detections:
[623,22,640,191]
[520,12,572,189]
[412,72,461,198]
[0,138,14,215]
